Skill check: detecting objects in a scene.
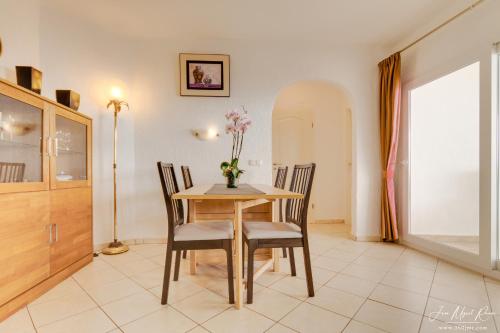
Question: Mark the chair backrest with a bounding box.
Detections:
[285,163,316,229]
[0,162,25,183]
[157,162,184,238]
[274,166,288,190]
[181,165,193,189]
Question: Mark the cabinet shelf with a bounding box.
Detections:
[0,139,40,149]
[56,149,85,156]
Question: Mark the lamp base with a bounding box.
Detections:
[101,241,129,255]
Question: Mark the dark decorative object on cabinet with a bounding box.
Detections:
[15,66,42,94]
[56,90,80,111]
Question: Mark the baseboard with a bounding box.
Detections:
[0,253,92,322]
[349,234,381,242]
[311,219,345,224]
[94,238,167,252]
[414,234,479,242]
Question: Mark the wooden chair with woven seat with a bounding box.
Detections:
[157,162,235,304]
[274,166,288,258]
[243,163,316,304]
[180,165,193,259]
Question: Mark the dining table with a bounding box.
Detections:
[172,183,303,309]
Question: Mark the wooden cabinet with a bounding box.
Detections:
[0,79,93,320]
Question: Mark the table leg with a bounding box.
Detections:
[272,200,280,272]
[189,199,197,275]
[234,201,243,309]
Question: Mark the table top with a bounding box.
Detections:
[172,184,304,200]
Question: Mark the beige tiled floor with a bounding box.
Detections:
[1,224,499,333]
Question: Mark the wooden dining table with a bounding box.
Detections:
[172,183,303,309]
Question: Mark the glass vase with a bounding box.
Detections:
[226,174,239,188]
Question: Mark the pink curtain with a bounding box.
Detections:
[379,53,401,241]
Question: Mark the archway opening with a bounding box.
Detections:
[272,80,353,232]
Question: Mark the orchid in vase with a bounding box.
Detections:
[220,107,252,188]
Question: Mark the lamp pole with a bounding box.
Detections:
[102,95,129,255]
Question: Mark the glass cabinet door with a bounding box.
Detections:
[0,90,49,192]
[51,109,91,188]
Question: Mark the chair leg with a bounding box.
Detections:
[182,250,187,259]
[302,240,315,297]
[246,240,256,304]
[161,244,174,304]
[288,247,296,276]
[282,247,288,258]
[225,240,235,304]
[173,250,181,281]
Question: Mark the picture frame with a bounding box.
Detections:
[179,53,230,97]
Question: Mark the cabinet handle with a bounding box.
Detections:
[55,224,59,242]
[47,224,53,244]
[54,138,59,157]
[46,137,52,156]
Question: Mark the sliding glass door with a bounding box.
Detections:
[409,62,481,255]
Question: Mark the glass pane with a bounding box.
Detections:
[55,115,87,181]
[0,93,43,183]
[410,62,480,254]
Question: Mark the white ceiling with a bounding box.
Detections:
[43,0,474,47]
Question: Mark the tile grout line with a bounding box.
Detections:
[24,305,38,333]
[31,277,102,330]
[416,256,438,332]
[333,240,374,332]
[482,275,499,332]
[71,275,123,331]
[336,242,380,332]
[341,244,407,333]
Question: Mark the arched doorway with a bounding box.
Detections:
[272,80,353,230]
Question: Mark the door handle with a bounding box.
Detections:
[47,224,53,244]
[54,138,59,157]
[55,224,59,242]
[46,137,52,156]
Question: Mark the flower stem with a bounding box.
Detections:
[231,134,236,160]
[237,134,244,159]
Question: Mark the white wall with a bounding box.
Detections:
[272,81,352,223]
[37,5,138,245]
[0,0,40,79]
[0,1,385,244]
[394,0,500,268]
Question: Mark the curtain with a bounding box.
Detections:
[379,52,401,241]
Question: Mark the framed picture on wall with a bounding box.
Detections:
[179,53,230,97]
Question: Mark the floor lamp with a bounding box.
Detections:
[102,87,129,255]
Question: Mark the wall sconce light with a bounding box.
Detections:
[192,127,220,141]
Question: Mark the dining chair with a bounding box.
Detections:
[243,163,316,304]
[180,165,193,259]
[274,166,288,258]
[157,162,235,304]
